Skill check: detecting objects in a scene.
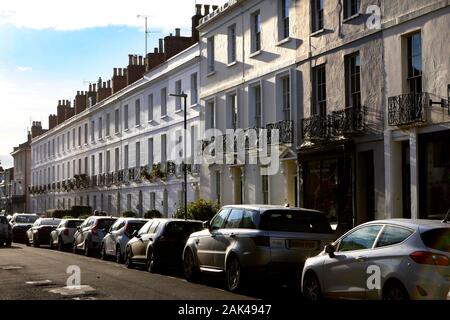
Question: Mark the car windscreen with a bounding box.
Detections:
[96,219,116,230]
[260,210,333,234]
[15,215,38,223]
[40,219,61,226]
[421,228,450,253]
[66,220,83,228]
[163,222,203,237]
[127,222,147,234]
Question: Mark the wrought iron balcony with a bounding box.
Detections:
[302,106,366,141]
[166,161,176,176]
[388,93,428,127]
[266,120,294,144]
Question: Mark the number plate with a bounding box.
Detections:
[289,240,318,250]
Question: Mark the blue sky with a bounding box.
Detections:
[0,0,224,168]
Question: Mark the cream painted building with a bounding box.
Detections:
[30,43,202,217]
[198,0,300,207]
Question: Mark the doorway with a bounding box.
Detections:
[402,141,411,218]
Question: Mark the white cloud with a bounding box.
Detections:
[0,0,226,31]
[16,66,32,72]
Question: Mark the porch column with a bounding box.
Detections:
[409,128,419,219]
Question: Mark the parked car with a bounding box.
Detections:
[49,219,84,251]
[0,214,12,247]
[26,218,61,247]
[125,219,203,273]
[73,216,117,256]
[301,219,450,300]
[101,218,148,263]
[10,213,39,243]
[182,205,336,292]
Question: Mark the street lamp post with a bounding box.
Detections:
[169,92,188,219]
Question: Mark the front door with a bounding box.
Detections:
[322,225,383,299]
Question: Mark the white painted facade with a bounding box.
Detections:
[197,0,299,207]
[30,44,201,217]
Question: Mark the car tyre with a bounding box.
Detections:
[383,281,409,301]
[125,248,134,269]
[146,249,159,273]
[33,239,40,248]
[6,240,11,247]
[58,238,64,251]
[115,246,123,264]
[183,249,200,282]
[84,241,91,257]
[72,242,78,254]
[303,272,322,301]
[100,244,107,260]
[226,255,242,292]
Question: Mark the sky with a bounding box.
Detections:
[0,0,224,169]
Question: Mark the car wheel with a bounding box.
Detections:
[146,249,159,273]
[183,249,200,282]
[226,255,242,292]
[84,241,91,257]
[49,238,54,250]
[33,239,40,248]
[6,240,11,247]
[58,238,64,251]
[383,281,409,301]
[72,242,78,254]
[100,244,107,260]
[115,246,123,264]
[26,239,31,246]
[303,272,322,301]
[125,248,134,269]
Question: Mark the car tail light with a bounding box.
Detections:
[63,229,69,236]
[250,235,270,247]
[410,251,450,266]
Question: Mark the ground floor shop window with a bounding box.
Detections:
[420,130,450,220]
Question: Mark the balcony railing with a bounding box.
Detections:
[266,120,294,144]
[302,106,366,141]
[388,93,428,127]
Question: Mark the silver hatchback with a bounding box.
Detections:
[183,205,336,292]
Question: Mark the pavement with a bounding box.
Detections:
[0,244,302,300]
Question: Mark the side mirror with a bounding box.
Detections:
[202,220,211,231]
[76,226,81,231]
[325,244,336,257]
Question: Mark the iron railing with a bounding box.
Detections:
[388,93,428,127]
[302,106,366,141]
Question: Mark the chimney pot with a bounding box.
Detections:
[159,39,164,53]
[128,54,133,65]
[195,4,202,15]
[175,28,180,37]
[107,80,111,88]
[113,68,117,76]
[204,4,210,15]
[212,5,218,11]
[154,47,158,53]
[138,55,143,65]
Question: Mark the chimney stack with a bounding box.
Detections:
[127,54,146,85]
[48,114,58,130]
[96,77,113,103]
[31,121,44,139]
[112,67,128,93]
[192,4,205,43]
[75,91,87,114]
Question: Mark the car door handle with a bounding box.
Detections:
[355,256,368,262]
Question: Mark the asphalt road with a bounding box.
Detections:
[0,243,256,300]
[0,244,301,300]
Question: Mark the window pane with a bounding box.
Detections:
[339,225,382,252]
[375,226,413,248]
[211,208,230,230]
[224,209,244,228]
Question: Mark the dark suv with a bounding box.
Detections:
[0,215,12,247]
[73,216,117,256]
[10,213,39,243]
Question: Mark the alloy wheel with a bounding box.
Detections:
[115,246,122,264]
[303,273,321,301]
[226,256,241,292]
[384,284,409,301]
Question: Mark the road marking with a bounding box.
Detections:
[1,266,23,270]
[26,280,53,286]
[48,285,96,296]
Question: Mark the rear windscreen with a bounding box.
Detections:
[66,220,82,228]
[127,222,147,234]
[164,222,203,237]
[260,210,333,234]
[40,219,61,226]
[15,215,38,223]
[97,219,116,230]
[421,228,450,253]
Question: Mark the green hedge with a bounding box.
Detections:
[173,198,219,221]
